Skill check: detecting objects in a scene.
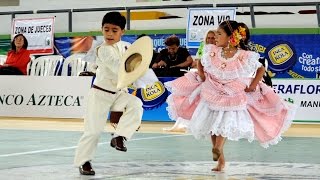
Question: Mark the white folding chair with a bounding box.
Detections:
[29,55,64,76]
[26,55,35,75]
[0,55,7,65]
[61,53,88,76]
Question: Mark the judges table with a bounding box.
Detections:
[0,76,92,118]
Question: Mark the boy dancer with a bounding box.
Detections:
[74,11,143,175]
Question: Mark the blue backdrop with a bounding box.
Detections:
[54,33,320,79]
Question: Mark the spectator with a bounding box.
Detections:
[152,35,193,77]
[191,29,216,68]
[0,34,30,75]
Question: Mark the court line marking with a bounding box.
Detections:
[0,134,190,158]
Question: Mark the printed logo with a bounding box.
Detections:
[266,41,297,73]
[268,44,293,65]
[130,81,168,110]
[142,81,165,101]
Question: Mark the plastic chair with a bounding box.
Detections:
[0,55,7,65]
[61,53,88,76]
[26,55,35,75]
[29,55,64,76]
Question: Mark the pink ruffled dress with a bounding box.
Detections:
[165,44,296,148]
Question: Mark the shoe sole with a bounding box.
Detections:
[79,168,95,175]
[110,141,127,152]
[80,171,95,176]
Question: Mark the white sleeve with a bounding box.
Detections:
[83,40,103,63]
[246,51,263,70]
[96,45,119,74]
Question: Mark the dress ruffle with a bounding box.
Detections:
[202,44,262,80]
[188,100,255,142]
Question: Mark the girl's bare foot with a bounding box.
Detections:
[211,163,225,172]
[212,153,225,171]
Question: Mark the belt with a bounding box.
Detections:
[92,85,116,94]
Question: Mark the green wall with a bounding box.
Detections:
[0,28,319,39]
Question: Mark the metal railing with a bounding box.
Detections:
[0,2,319,32]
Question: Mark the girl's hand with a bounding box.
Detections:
[245,66,264,92]
[197,60,205,81]
[244,84,257,92]
[198,72,205,81]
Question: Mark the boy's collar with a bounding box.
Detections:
[111,41,122,47]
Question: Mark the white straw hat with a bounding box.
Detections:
[117,36,153,89]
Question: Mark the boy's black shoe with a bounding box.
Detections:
[110,136,127,152]
[79,161,95,175]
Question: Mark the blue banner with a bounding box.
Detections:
[250,34,320,78]
[53,33,320,79]
[122,34,198,55]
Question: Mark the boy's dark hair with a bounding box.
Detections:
[101,12,126,30]
[11,34,28,51]
[164,35,180,46]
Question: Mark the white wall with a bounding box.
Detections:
[0,0,319,34]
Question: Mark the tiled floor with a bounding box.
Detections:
[0,119,319,180]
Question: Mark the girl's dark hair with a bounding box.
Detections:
[101,11,126,30]
[11,34,28,51]
[219,20,250,50]
[219,20,238,36]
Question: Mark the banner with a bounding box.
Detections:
[52,34,320,78]
[11,17,55,55]
[0,76,92,118]
[272,79,320,123]
[186,8,236,48]
[250,34,320,79]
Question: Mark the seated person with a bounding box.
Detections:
[152,35,193,77]
[0,34,30,75]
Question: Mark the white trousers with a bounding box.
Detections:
[74,88,143,167]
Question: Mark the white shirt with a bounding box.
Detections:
[93,41,130,92]
[83,40,131,72]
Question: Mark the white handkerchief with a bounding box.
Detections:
[133,69,159,89]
